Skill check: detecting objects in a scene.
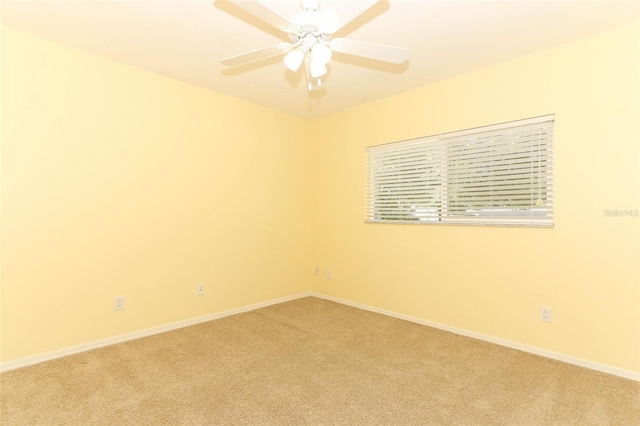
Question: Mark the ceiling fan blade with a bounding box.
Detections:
[330,38,409,64]
[225,0,294,33]
[321,0,380,34]
[221,43,292,67]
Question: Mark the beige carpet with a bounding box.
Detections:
[1,297,638,425]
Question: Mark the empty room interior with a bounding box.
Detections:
[1,0,639,424]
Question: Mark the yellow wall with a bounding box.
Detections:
[310,22,640,373]
[1,28,312,362]
[2,22,639,375]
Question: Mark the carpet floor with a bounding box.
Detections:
[1,297,638,425]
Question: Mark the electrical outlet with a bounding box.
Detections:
[115,296,125,311]
[314,266,319,276]
[540,306,552,323]
[327,270,332,280]
[196,283,205,296]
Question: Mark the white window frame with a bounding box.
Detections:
[366,115,554,227]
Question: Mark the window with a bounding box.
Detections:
[366,115,554,227]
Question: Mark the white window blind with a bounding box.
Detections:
[366,115,554,227]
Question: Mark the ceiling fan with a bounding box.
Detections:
[220,0,409,91]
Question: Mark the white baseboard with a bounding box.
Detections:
[4,290,638,382]
[0,291,312,373]
[311,292,640,382]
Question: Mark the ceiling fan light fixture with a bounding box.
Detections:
[311,42,332,64]
[221,0,410,90]
[283,47,305,72]
[310,58,327,78]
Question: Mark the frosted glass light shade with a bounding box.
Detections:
[310,58,327,78]
[284,48,305,72]
[311,42,332,64]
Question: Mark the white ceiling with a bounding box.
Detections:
[2,0,639,119]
